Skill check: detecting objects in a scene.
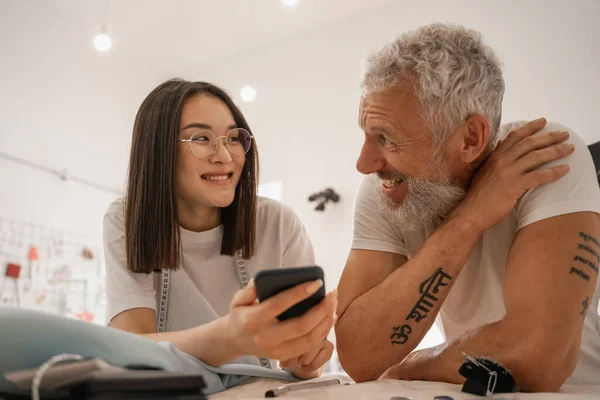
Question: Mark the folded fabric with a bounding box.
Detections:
[0,309,298,397]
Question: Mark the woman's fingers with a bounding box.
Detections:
[297,340,334,372]
[230,280,258,308]
[269,309,335,361]
[253,291,337,348]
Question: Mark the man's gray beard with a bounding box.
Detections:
[375,153,466,231]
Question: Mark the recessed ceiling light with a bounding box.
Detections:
[240,86,257,102]
[282,0,300,7]
[94,33,112,51]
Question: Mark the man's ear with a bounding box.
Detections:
[457,115,490,166]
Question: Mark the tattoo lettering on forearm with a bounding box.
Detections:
[578,244,600,264]
[390,324,412,345]
[406,268,453,322]
[580,232,600,249]
[390,268,453,345]
[581,296,589,316]
[574,255,599,274]
[570,267,591,281]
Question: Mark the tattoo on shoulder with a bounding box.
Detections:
[570,232,600,280]
[574,255,599,274]
[581,296,589,316]
[390,268,453,345]
[570,267,590,281]
[578,244,600,264]
[580,232,600,249]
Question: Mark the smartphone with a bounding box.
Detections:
[254,266,325,321]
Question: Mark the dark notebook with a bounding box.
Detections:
[68,370,207,400]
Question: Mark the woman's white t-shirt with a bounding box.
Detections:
[103,196,316,367]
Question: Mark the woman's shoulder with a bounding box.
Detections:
[256,197,302,230]
[106,197,125,214]
[257,196,297,220]
[103,197,126,235]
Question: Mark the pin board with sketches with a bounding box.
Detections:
[0,217,106,325]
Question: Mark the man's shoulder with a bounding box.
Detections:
[498,120,586,145]
[499,120,591,172]
[503,120,600,228]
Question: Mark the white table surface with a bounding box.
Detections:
[208,375,600,400]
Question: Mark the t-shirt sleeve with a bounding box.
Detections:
[281,204,316,268]
[351,175,408,255]
[103,200,157,325]
[516,121,600,229]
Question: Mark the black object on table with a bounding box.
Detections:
[68,370,207,400]
[459,353,517,396]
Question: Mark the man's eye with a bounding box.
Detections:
[379,136,393,146]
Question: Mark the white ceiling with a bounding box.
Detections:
[53,0,398,76]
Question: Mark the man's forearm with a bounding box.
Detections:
[392,318,575,392]
[336,214,484,382]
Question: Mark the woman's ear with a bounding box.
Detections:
[459,115,490,165]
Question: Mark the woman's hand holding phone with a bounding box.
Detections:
[226,278,337,376]
[279,337,335,379]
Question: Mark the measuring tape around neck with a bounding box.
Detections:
[157,251,271,369]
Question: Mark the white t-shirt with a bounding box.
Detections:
[103,196,315,368]
[352,121,600,385]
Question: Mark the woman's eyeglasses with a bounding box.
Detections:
[179,128,253,160]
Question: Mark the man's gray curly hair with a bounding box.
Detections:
[361,23,505,146]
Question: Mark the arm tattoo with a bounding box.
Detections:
[580,232,600,249]
[390,268,453,345]
[570,267,591,281]
[581,296,589,316]
[573,255,599,274]
[578,244,600,264]
[390,325,412,345]
[570,232,600,281]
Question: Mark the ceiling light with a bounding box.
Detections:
[94,33,112,51]
[282,0,300,6]
[240,86,257,102]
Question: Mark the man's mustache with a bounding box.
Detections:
[376,171,408,181]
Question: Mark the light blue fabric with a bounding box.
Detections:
[0,309,298,396]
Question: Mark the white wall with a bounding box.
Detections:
[199,0,600,289]
[3,0,597,274]
[1,1,598,349]
[0,1,170,237]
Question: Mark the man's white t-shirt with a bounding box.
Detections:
[352,121,600,385]
[103,196,315,369]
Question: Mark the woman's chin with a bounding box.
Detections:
[210,194,236,209]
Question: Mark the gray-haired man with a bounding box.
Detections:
[335,23,600,391]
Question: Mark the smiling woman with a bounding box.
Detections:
[102,79,337,380]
